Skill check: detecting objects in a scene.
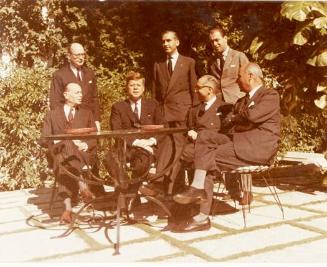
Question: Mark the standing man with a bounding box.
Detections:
[50,42,101,131]
[149,30,198,194]
[208,26,249,104]
[174,62,281,232]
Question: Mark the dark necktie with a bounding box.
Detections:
[76,69,82,82]
[198,102,207,117]
[218,55,225,74]
[68,108,74,122]
[133,103,139,122]
[168,56,173,76]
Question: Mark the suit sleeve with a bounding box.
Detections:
[153,100,164,125]
[189,59,199,106]
[110,104,123,130]
[239,51,249,67]
[91,73,101,121]
[49,73,65,110]
[85,111,97,150]
[152,63,158,101]
[39,112,53,148]
[239,90,280,124]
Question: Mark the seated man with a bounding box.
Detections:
[104,71,164,190]
[40,82,101,224]
[173,62,281,232]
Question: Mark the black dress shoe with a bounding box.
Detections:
[173,187,206,205]
[173,218,211,233]
[139,182,165,196]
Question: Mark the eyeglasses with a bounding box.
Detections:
[70,53,86,57]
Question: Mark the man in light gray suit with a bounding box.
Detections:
[208,26,249,104]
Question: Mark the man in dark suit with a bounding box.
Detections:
[104,71,163,190]
[149,30,198,194]
[164,75,232,231]
[174,62,281,232]
[49,42,101,131]
[40,83,100,224]
[208,27,249,104]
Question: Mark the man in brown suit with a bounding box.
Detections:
[40,83,101,224]
[208,27,249,104]
[49,43,101,131]
[174,62,281,232]
[147,30,198,195]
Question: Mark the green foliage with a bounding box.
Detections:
[0,1,326,190]
[0,67,51,190]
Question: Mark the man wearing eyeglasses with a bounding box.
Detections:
[49,42,101,131]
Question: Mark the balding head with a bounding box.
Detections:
[195,75,222,102]
[238,62,264,92]
[67,42,86,68]
[197,75,221,94]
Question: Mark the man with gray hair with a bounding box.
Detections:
[174,62,281,232]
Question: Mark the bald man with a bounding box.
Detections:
[49,42,101,131]
[40,83,102,224]
[173,62,281,232]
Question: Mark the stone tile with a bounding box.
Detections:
[191,224,318,260]
[50,239,179,262]
[251,186,284,194]
[0,207,27,223]
[162,254,205,262]
[156,222,224,241]
[212,206,315,230]
[230,238,327,262]
[262,191,327,205]
[303,202,327,213]
[0,228,89,262]
[297,217,327,232]
[81,224,150,246]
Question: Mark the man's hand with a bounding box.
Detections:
[132,138,156,154]
[72,140,88,151]
[187,129,198,141]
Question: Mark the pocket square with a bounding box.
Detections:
[248,101,255,108]
[216,112,222,116]
[88,80,93,84]
[230,64,236,67]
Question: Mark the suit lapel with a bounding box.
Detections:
[124,99,137,123]
[167,55,183,92]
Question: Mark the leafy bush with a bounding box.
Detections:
[0,67,51,190]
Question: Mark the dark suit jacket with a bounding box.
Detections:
[110,98,164,145]
[40,107,97,170]
[152,54,198,122]
[208,48,249,104]
[230,86,280,164]
[182,98,229,162]
[49,64,100,121]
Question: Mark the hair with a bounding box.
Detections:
[198,75,221,94]
[67,42,84,54]
[161,30,179,41]
[209,26,226,37]
[126,71,145,85]
[245,62,264,79]
[64,82,81,93]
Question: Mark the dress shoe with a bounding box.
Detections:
[173,187,207,205]
[239,191,253,205]
[173,218,211,233]
[80,189,95,203]
[60,210,73,224]
[139,182,165,196]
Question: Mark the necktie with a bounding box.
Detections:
[76,69,82,82]
[68,107,74,122]
[133,103,139,121]
[218,55,225,74]
[168,56,173,76]
[198,102,206,117]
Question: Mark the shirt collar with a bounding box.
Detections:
[168,51,179,61]
[204,95,217,110]
[222,46,230,60]
[129,98,142,106]
[248,85,262,98]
